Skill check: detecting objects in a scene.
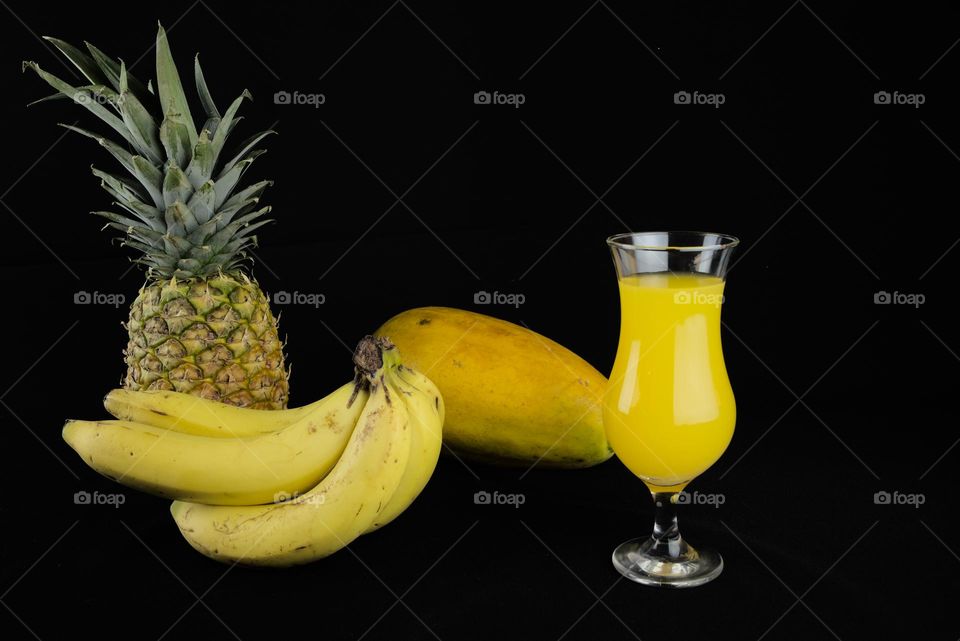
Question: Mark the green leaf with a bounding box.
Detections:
[208,251,249,273]
[218,130,274,177]
[186,180,216,225]
[155,24,197,147]
[205,206,271,253]
[26,92,71,107]
[217,228,266,258]
[108,225,164,248]
[94,211,164,244]
[175,258,205,275]
[118,96,163,165]
[214,150,265,208]
[212,90,251,160]
[44,37,111,86]
[84,41,155,109]
[24,61,135,147]
[185,130,215,188]
[94,210,148,231]
[114,199,164,232]
[215,196,261,228]
[92,166,146,201]
[162,164,194,209]
[164,201,195,237]
[194,55,220,120]
[186,243,216,261]
[131,156,164,208]
[186,215,220,246]
[227,116,244,137]
[60,124,134,175]
[162,231,193,257]
[118,63,163,164]
[200,115,221,138]
[87,84,120,108]
[221,179,272,211]
[29,83,119,109]
[159,115,191,169]
[122,238,161,255]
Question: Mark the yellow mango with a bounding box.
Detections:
[376,307,612,468]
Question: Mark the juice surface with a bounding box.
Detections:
[603,272,735,492]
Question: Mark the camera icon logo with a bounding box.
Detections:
[474,490,491,505]
[474,291,491,304]
[274,90,292,105]
[873,491,891,505]
[873,91,891,105]
[273,291,291,304]
[474,91,491,105]
[74,490,91,504]
[674,90,691,105]
[74,291,91,304]
[873,291,891,304]
[673,291,691,304]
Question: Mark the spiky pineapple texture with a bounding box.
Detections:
[24,25,273,279]
[25,24,290,408]
[126,275,288,408]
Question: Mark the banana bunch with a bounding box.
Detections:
[63,336,444,566]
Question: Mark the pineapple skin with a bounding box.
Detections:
[123,274,289,409]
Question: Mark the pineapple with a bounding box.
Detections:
[24,25,289,409]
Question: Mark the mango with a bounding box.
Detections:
[376,307,612,468]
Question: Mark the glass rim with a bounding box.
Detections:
[606,231,740,252]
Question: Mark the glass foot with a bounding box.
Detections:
[612,537,723,588]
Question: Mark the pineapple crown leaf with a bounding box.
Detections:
[43,37,111,87]
[24,24,275,280]
[194,55,221,121]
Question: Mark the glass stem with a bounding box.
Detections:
[649,492,688,559]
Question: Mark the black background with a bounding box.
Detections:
[1,1,957,639]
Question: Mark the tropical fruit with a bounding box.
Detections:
[25,25,289,408]
[376,307,612,468]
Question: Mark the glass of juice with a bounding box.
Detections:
[604,231,739,588]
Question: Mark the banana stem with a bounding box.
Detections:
[353,335,399,380]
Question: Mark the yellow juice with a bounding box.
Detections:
[603,272,735,492]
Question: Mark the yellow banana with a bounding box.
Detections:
[170,367,411,566]
[62,381,367,505]
[102,387,327,437]
[366,362,443,531]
